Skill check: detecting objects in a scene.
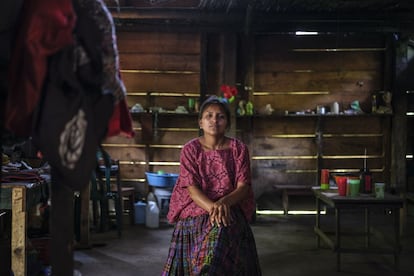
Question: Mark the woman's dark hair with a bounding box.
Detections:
[198,95,231,130]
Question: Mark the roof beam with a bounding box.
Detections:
[109,7,414,33]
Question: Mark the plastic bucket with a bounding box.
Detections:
[153,187,172,217]
[145,172,178,188]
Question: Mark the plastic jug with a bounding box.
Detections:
[134,201,146,224]
[145,193,159,228]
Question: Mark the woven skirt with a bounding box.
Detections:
[161,209,262,276]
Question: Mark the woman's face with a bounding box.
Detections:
[199,104,228,136]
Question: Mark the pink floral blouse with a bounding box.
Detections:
[167,137,255,223]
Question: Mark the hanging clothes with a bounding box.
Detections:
[5,0,134,139]
[29,0,133,190]
[5,0,76,137]
[73,0,134,138]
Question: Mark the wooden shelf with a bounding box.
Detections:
[236,113,393,119]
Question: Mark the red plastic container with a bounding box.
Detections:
[320,169,329,189]
[337,177,347,196]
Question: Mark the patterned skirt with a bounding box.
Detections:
[161,208,262,276]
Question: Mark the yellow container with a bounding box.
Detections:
[320,183,329,190]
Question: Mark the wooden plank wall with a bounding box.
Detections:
[248,33,390,197]
[248,116,318,191]
[103,31,201,196]
[253,33,385,113]
[105,29,394,202]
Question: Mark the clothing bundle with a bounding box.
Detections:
[4,0,133,190]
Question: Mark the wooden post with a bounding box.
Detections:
[11,186,26,276]
[200,32,208,106]
[389,34,407,192]
[220,33,237,137]
[315,116,324,186]
[391,34,414,236]
[239,33,254,144]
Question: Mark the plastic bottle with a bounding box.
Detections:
[331,102,339,114]
[145,193,159,228]
[360,168,372,194]
[360,148,372,193]
[246,101,254,115]
[371,94,377,113]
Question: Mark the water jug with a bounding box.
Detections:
[145,193,159,228]
[134,201,146,224]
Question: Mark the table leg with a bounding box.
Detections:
[335,208,341,272]
[365,208,370,248]
[316,197,321,248]
[11,186,26,276]
[394,207,400,271]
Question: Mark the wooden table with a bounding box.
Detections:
[313,187,404,272]
[0,181,48,276]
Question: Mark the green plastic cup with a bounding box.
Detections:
[348,179,360,197]
[375,183,385,199]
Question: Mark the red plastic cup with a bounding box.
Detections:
[337,177,347,196]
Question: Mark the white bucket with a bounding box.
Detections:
[153,187,172,217]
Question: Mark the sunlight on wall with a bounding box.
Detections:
[256,210,326,215]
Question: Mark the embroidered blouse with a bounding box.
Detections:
[167,137,255,223]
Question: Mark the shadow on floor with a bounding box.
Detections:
[74,213,414,276]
